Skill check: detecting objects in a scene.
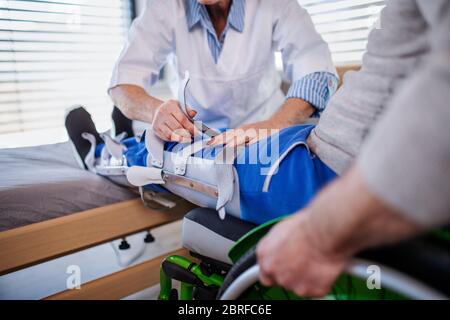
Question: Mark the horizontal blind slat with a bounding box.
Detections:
[0,30,127,43]
[303,0,385,14]
[11,0,128,9]
[298,0,386,64]
[0,0,131,137]
[2,0,130,17]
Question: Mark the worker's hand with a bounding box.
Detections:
[208,120,280,147]
[256,212,348,298]
[152,99,197,142]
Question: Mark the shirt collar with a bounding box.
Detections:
[186,0,245,33]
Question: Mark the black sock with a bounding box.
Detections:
[65,106,103,169]
[112,106,134,138]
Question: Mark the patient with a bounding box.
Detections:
[66,107,336,225]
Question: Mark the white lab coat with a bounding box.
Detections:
[110,0,336,129]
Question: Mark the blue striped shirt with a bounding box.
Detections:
[186,0,338,113]
[287,72,338,115]
[186,0,245,64]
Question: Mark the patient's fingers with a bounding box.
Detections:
[257,239,276,287]
[259,268,275,287]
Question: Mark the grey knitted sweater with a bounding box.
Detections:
[309,0,450,227]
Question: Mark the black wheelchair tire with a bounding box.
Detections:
[217,246,257,299]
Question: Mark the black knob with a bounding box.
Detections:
[118,238,130,250]
[144,231,155,243]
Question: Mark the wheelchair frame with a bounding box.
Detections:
[159,216,450,300]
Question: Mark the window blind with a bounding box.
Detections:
[0,0,133,140]
[298,0,386,64]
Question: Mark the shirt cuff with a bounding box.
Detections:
[286,72,338,116]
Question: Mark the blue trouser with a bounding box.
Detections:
[96,125,337,225]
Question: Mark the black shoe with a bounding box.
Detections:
[65,106,103,169]
[112,106,134,138]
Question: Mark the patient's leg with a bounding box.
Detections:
[65,107,337,225]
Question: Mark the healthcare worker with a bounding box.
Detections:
[109,0,337,144]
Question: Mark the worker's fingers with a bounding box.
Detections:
[163,115,192,141]
[224,126,257,148]
[156,124,188,143]
[207,129,237,146]
[169,131,190,143]
[168,127,192,143]
[225,131,249,148]
[163,114,183,132]
[247,136,260,145]
[152,100,201,141]
[153,124,169,141]
[186,105,198,118]
[207,133,224,146]
[245,128,278,146]
[171,106,196,136]
[209,126,260,147]
[156,125,172,141]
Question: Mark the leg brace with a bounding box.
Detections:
[127,128,242,220]
[84,128,242,220]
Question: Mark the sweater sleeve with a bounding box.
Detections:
[358,1,450,227]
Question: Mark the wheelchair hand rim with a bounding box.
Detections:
[219,260,448,300]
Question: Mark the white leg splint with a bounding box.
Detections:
[81,128,242,220]
[82,131,132,187]
[127,129,242,220]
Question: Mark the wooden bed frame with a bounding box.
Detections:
[0,198,196,299]
[0,65,361,300]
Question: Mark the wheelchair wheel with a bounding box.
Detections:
[217,246,257,299]
[218,234,450,300]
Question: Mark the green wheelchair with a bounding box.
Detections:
[158,208,450,300]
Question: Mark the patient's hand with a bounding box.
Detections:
[257,212,348,298]
[257,166,421,298]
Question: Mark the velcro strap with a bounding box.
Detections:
[101,133,127,161]
[126,166,165,187]
[173,139,212,175]
[81,132,97,172]
[145,128,165,168]
[213,145,244,220]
